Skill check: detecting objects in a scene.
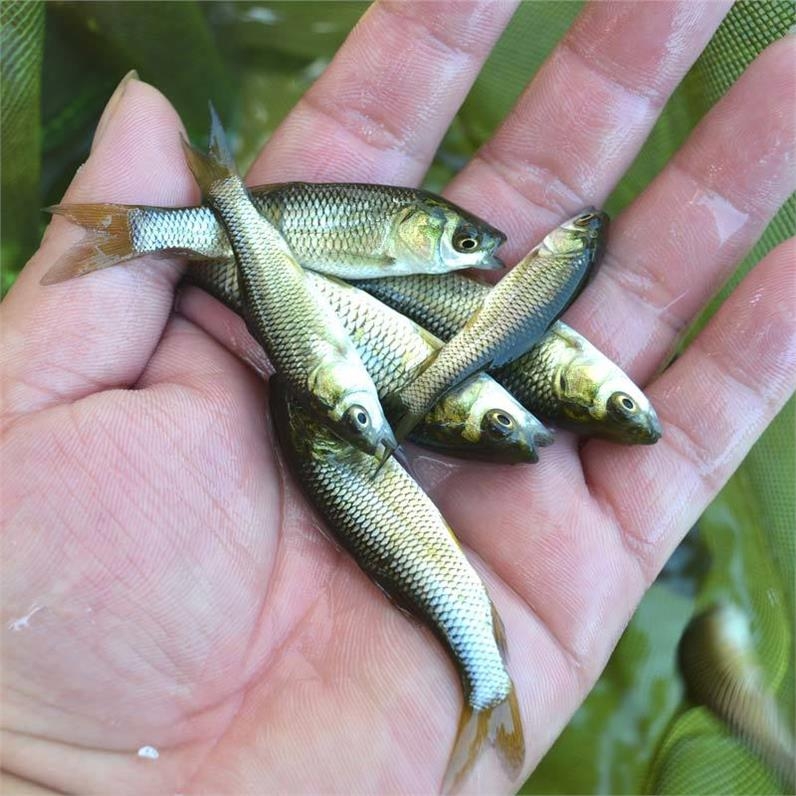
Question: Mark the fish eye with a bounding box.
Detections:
[484,409,515,437]
[346,405,370,429]
[609,392,637,414]
[453,227,482,253]
[575,212,598,226]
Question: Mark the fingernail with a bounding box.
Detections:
[91,69,139,152]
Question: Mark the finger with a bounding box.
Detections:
[135,312,263,395]
[565,36,796,383]
[443,0,731,262]
[584,237,796,581]
[246,0,518,185]
[1,77,195,418]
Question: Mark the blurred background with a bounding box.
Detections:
[1,1,793,792]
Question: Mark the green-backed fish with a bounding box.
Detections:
[41,186,505,285]
[269,375,525,792]
[186,261,552,462]
[354,271,661,444]
[388,210,606,442]
[181,108,396,459]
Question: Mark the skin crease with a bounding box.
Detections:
[1,1,795,793]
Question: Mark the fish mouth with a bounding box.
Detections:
[533,425,555,448]
[371,427,399,474]
[381,427,399,454]
[621,411,662,445]
[473,253,505,271]
[641,410,663,444]
[491,431,541,464]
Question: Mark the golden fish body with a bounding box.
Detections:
[42,186,505,285]
[390,210,606,441]
[269,376,525,791]
[353,269,661,444]
[181,111,396,458]
[187,261,552,462]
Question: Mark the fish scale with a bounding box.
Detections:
[389,213,605,442]
[185,260,552,461]
[353,266,662,444]
[270,379,524,790]
[291,432,513,709]
[353,271,570,415]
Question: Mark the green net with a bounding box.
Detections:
[516,3,795,793]
[1,0,45,293]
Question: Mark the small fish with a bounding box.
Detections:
[41,186,505,285]
[186,261,552,462]
[410,373,553,463]
[181,107,396,459]
[353,269,661,444]
[269,375,525,792]
[493,324,659,444]
[388,210,606,442]
[679,604,796,791]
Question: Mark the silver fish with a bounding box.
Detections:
[270,375,525,792]
[181,108,396,459]
[186,260,552,462]
[41,186,505,285]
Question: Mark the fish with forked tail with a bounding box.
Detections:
[269,375,525,792]
[41,184,506,285]
[181,107,396,460]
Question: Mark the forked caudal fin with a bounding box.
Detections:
[441,686,525,794]
[41,204,138,284]
[180,102,238,194]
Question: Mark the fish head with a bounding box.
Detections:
[556,344,661,443]
[392,199,506,274]
[412,374,551,463]
[541,208,608,266]
[332,387,398,457]
[309,357,397,457]
[601,388,662,444]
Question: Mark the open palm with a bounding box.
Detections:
[2,3,794,793]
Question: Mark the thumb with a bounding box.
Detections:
[2,73,197,418]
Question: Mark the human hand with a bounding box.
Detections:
[2,2,794,793]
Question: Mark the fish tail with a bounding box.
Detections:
[384,349,440,444]
[180,103,237,195]
[442,685,525,794]
[40,204,138,284]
